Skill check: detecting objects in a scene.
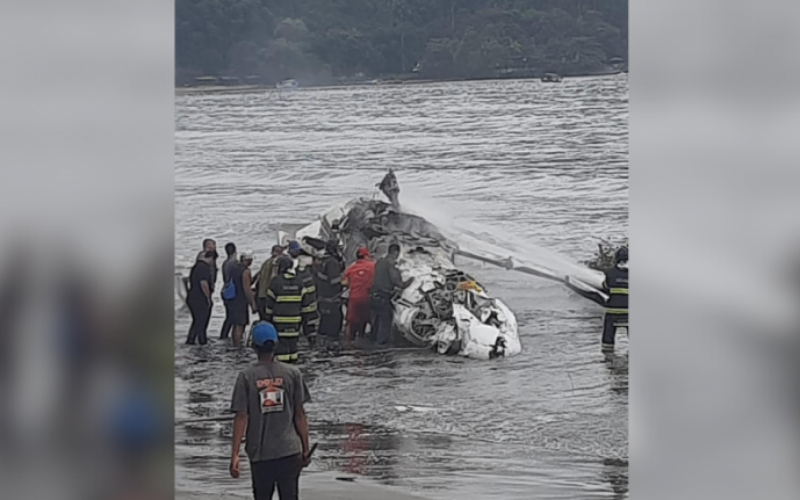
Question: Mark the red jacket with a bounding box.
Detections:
[343,259,376,301]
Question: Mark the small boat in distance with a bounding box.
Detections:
[276,79,299,90]
[541,73,563,83]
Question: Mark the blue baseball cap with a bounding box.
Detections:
[288,241,302,253]
[252,322,278,346]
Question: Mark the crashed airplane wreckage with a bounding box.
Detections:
[280,171,621,359]
[280,170,522,360]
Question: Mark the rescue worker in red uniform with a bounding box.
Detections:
[601,246,628,351]
[342,247,376,342]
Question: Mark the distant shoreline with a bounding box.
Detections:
[175,70,626,96]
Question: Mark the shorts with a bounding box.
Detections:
[347,297,370,325]
[230,299,250,327]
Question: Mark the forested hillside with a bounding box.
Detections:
[176,0,627,85]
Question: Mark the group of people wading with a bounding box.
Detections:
[185,236,411,363]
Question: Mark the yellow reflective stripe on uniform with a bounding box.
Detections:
[278,331,300,338]
[302,286,316,295]
[276,295,302,303]
[605,308,629,314]
[276,353,299,361]
[316,272,328,280]
[330,276,342,285]
[610,288,628,295]
[265,308,273,315]
[267,289,276,299]
[273,316,302,323]
[301,304,317,313]
[307,317,320,325]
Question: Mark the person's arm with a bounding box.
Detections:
[200,279,211,307]
[293,373,311,465]
[229,373,249,478]
[230,413,248,478]
[264,280,276,323]
[301,281,320,340]
[390,263,413,290]
[243,269,257,312]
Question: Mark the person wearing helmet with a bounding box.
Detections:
[315,239,344,339]
[601,246,628,350]
[255,245,286,321]
[343,247,376,341]
[264,257,320,362]
[229,321,312,499]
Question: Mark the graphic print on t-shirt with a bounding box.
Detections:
[256,377,285,414]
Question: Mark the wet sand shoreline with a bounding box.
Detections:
[177,471,430,500]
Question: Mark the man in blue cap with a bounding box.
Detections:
[229,321,312,500]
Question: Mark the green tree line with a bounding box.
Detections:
[176,0,627,85]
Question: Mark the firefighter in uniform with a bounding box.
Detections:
[316,239,344,339]
[287,241,320,348]
[263,257,319,363]
[601,246,628,350]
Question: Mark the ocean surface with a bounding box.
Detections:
[175,75,628,500]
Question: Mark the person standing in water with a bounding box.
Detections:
[370,243,413,345]
[315,239,344,339]
[343,247,375,342]
[229,322,312,500]
[602,247,630,351]
[256,245,285,321]
[220,242,238,340]
[186,251,214,345]
[264,257,319,363]
[196,238,218,293]
[229,250,258,347]
[601,246,629,351]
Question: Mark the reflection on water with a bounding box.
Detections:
[175,75,628,499]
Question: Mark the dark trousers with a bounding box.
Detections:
[319,301,343,338]
[370,292,393,345]
[220,299,233,339]
[276,336,299,364]
[186,299,211,345]
[256,296,268,322]
[250,454,303,500]
[602,312,629,347]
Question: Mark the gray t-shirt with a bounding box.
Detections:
[230,361,311,462]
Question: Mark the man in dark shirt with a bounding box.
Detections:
[229,322,312,500]
[370,243,413,345]
[220,242,238,339]
[196,238,218,292]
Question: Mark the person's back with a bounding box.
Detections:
[344,258,375,301]
[601,247,629,350]
[229,322,312,500]
[265,260,319,362]
[232,361,307,461]
[344,250,376,341]
[371,257,395,293]
[222,255,238,286]
[604,265,628,311]
[316,254,342,300]
[257,256,278,299]
[188,260,212,304]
